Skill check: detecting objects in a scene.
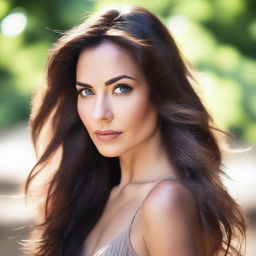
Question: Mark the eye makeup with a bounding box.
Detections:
[76,83,133,97]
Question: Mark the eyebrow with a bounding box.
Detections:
[76,75,136,88]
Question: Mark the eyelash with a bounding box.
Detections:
[77,84,133,97]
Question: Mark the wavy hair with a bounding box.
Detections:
[25,5,246,256]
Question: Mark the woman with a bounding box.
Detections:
[25,4,246,256]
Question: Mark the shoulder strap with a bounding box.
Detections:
[128,206,141,229]
[128,176,183,230]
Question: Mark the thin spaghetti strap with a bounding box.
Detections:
[143,176,184,192]
[160,175,183,183]
[128,206,141,230]
[128,176,183,230]
[144,175,184,199]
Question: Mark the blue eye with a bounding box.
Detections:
[77,84,132,97]
[79,88,94,96]
[113,85,132,94]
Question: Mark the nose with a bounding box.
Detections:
[92,94,113,122]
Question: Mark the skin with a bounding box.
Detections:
[76,41,207,256]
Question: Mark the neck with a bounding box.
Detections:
[118,127,178,188]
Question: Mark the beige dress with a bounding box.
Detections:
[84,176,182,256]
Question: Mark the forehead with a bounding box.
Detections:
[76,41,143,83]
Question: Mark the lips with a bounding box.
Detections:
[95,130,123,141]
[95,130,122,135]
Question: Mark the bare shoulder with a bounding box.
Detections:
[140,180,206,256]
[142,179,198,218]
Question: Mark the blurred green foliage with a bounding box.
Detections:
[0,0,255,143]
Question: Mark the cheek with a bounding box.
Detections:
[77,100,91,129]
[118,93,158,133]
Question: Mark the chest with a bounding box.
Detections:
[82,183,156,256]
[84,197,139,255]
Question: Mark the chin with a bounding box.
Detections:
[94,144,130,158]
[93,144,120,157]
[96,148,121,157]
[99,152,120,158]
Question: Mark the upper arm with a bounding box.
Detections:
[141,181,205,256]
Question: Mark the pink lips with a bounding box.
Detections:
[95,130,123,141]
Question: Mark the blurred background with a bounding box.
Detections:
[0,0,255,255]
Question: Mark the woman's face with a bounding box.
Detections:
[76,41,159,157]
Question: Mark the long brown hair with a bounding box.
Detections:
[25,5,246,256]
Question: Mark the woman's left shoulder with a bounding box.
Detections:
[140,179,205,256]
[142,179,198,218]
